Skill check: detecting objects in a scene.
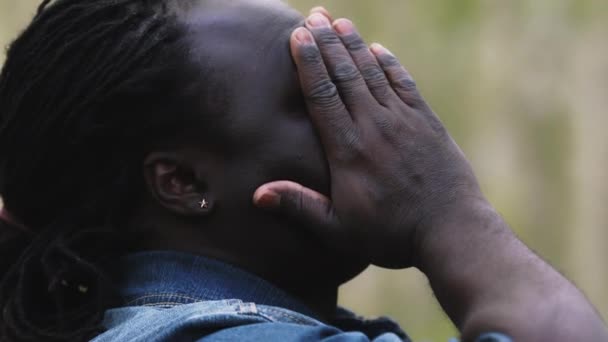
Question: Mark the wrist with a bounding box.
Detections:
[413,197,509,274]
[412,199,524,328]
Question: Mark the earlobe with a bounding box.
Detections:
[190,196,214,213]
[143,152,214,217]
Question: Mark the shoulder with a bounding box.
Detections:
[92,300,404,342]
[92,300,268,341]
[197,321,404,342]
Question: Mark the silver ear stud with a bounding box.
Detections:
[78,284,89,294]
[199,198,209,209]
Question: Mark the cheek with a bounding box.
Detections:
[264,118,330,195]
[224,115,330,198]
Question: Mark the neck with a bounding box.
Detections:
[280,280,339,322]
[126,209,345,321]
[220,250,342,321]
[209,251,341,322]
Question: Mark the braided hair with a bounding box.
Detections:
[0,0,202,340]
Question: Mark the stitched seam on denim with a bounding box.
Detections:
[259,307,316,325]
[142,302,186,307]
[130,298,191,306]
[136,293,202,301]
[260,307,301,321]
[141,301,243,310]
[252,311,276,322]
[127,293,204,305]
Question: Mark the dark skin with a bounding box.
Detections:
[130,0,367,319]
[129,1,608,340]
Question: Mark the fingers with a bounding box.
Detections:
[332,19,397,106]
[371,43,424,108]
[309,6,333,21]
[305,13,377,112]
[290,28,354,155]
[253,181,341,238]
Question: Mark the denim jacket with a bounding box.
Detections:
[91,251,510,342]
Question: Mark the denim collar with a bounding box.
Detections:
[113,250,320,319]
[112,251,410,340]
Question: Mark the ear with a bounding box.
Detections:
[143,152,213,217]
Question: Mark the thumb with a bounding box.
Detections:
[253,180,340,234]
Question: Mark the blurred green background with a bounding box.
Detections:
[1,0,607,340]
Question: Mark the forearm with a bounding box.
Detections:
[417,200,608,342]
[268,9,607,339]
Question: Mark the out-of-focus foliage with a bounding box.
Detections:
[1,1,607,340]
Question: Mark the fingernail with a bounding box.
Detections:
[307,13,330,28]
[294,27,314,45]
[333,18,354,35]
[370,43,393,56]
[310,6,328,15]
[254,190,281,208]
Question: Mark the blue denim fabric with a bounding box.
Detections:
[91,251,410,341]
[91,251,512,342]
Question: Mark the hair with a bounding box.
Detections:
[0,0,203,340]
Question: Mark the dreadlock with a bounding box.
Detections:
[0,0,201,340]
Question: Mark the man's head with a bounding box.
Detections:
[136,0,369,291]
[0,1,367,337]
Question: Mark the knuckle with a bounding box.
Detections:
[393,77,418,92]
[313,28,342,46]
[366,110,415,143]
[393,76,424,107]
[377,53,401,68]
[348,137,365,155]
[282,185,304,214]
[371,85,392,101]
[295,186,304,214]
[334,143,359,163]
[373,114,395,130]
[332,62,361,84]
[298,45,323,66]
[360,64,387,84]
[306,79,340,105]
[342,34,367,52]
[334,129,363,161]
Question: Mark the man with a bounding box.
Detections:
[0,1,605,341]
